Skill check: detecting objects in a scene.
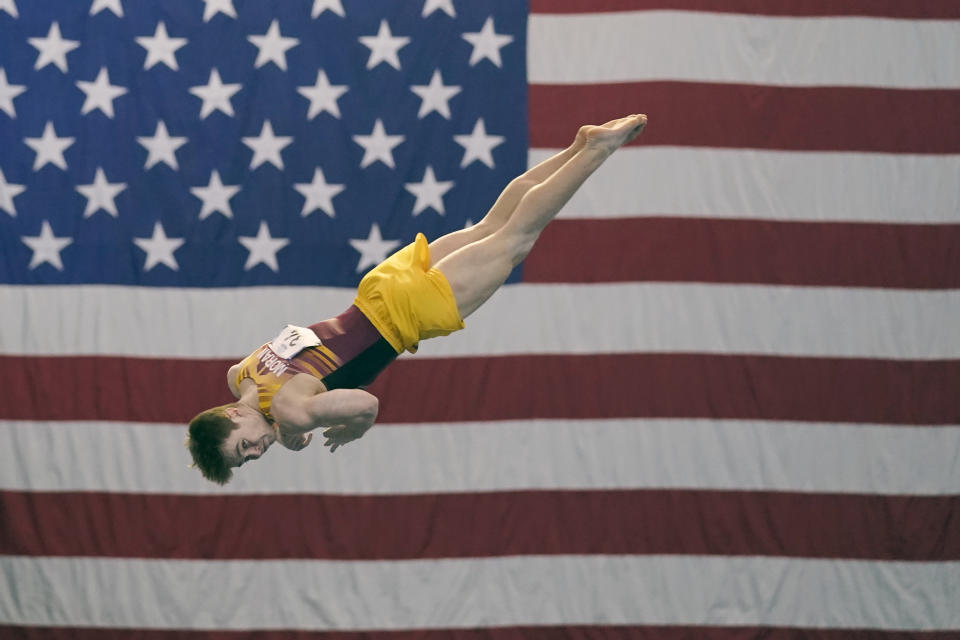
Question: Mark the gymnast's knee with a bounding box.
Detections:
[507,176,540,200]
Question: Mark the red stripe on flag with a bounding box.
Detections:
[529,82,960,154]
[2,490,956,560]
[2,626,959,640]
[523,218,960,288]
[378,355,960,425]
[530,0,960,19]
[2,354,958,425]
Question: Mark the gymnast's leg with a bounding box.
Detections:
[434,114,647,319]
[428,122,606,263]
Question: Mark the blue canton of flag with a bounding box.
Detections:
[0,0,528,287]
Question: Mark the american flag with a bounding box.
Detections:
[2,0,959,637]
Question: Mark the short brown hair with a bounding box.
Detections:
[185,403,239,485]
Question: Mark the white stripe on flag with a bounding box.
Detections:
[528,12,960,88]
[4,419,958,495]
[1,554,957,630]
[4,284,959,360]
[531,148,960,224]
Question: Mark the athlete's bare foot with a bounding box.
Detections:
[575,116,637,149]
[574,125,590,150]
[582,114,648,153]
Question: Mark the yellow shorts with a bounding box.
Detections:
[353,232,465,354]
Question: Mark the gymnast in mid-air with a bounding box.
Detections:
[186,114,648,484]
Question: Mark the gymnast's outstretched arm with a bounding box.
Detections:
[274,388,379,452]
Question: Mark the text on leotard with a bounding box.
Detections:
[258,347,289,376]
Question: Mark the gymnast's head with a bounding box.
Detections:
[185,402,277,484]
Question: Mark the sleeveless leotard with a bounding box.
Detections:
[234,305,397,421]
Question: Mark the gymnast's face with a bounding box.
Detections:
[220,404,277,468]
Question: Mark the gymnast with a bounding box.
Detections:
[186,114,647,484]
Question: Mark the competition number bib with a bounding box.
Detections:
[269,324,322,360]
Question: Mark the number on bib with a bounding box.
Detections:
[269,324,322,360]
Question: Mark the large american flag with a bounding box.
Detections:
[1,0,959,637]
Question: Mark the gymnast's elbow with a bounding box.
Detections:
[304,387,379,427]
[350,391,379,427]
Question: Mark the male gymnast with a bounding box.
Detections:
[186,114,647,484]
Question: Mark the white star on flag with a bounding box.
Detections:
[311,0,345,18]
[422,0,455,17]
[353,119,404,169]
[29,22,80,73]
[190,169,240,219]
[0,168,25,217]
[76,167,126,218]
[410,69,461,119]
[136,21,188,71]
[75,67,127,118]
[24,121,75,171]
[202,0,236,22]
[90,0,123,17]
[297,70,347,119]
[405,166,453,216]
[0,68,27,118]
[359,20,410,71]
[349,223,401,273]
[248,20,299,71]
[22,220,72,271]
[454,118,504,168]
[134,222,185,271]
[189,68,241,118]
[136,120,188,170]
[242,120,293,170]
[294,168,345,218]
[0,0,18,18]
[238,221,290,271]
[462,16,513,67]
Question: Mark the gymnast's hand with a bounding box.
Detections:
[322,423,367,453]
[278,427,313,452]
